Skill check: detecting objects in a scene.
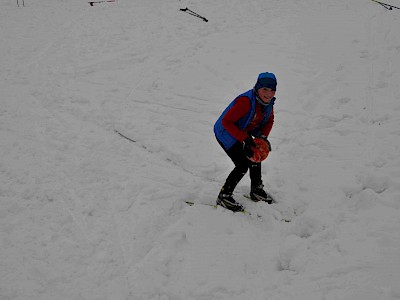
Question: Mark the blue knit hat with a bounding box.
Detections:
[254,72,277,91]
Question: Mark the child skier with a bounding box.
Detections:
[214,72,277,212]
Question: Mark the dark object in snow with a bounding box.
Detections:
[89,0,116,7]
[114,129,137,143]
[371,0,400,10]
[180,8,208,22]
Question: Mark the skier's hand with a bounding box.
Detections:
[243,136,256,157]
[260,135,271,151]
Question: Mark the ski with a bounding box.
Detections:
[184,201,261,218]
[185,201,217,209]
[185,200,296,222]
[242,194,295,222]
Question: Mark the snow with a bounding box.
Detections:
[1,0,400,299]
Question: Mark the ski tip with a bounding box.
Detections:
[184,201,218,209]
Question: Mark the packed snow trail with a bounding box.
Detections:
[1,0,400,299]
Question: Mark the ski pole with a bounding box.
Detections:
[180,7,208,22]
[371,0,400,10]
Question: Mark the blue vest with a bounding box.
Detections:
[214,89,275,149]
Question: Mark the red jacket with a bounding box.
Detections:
[221,96,274,143]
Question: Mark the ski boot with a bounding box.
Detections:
[217,191,244,212]
[250,183,274,204]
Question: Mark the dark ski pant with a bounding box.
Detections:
[217,138,262,194]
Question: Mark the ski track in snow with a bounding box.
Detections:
[1,0,400,299]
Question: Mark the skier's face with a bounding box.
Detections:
[257,87,276,104]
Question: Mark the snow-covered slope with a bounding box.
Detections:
[1,0,400,299]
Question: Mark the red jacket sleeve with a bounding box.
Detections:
[221,96,251,142]
[261,109,274,137]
